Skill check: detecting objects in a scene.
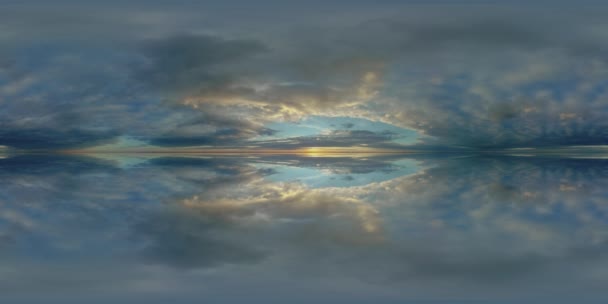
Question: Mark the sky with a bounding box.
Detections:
[2,1,608,152]
[4,4,608,302]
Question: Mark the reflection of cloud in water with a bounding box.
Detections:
[255,155,422,187]
[133,156,608,300]
[0,155,607,302]
[135,178,385,270]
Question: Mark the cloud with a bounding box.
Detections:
[252,129,401,149]
[146,110,277,147]
[136,34,267,100]
[0,46,144,149]
[275,12,608,148]
[0,35,273,149]
[0,129,120,150]
[3,5,608,149]
[125,9,608,149]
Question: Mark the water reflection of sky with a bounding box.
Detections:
[257,157,422,188]
[0,154,607,303]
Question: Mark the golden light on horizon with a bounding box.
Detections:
[61,144,407,158]
[293,146,402,157]
[301,147,326,157]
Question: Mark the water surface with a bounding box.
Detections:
[1,154,607,303]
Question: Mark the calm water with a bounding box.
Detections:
[0,154,607,303]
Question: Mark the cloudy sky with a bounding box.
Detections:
[4,4,608,302]
[2,1,608,152]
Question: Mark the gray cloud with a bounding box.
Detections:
[3,5,608,149]
[0,129,119,150]
[147,111,277,147]
[125,9,608,149]
[136,34,267,99]
[253,129,401,149]
[0,46,144,149]
[270,12,608,148]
